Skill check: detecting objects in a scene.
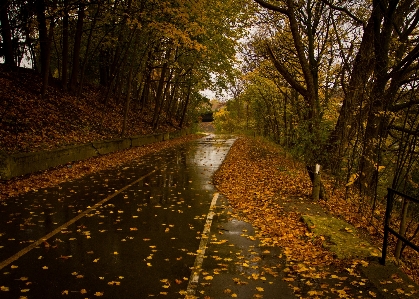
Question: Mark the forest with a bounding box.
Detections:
[1,0,419,279]
[212,0,419,266]
[0,0,250,145]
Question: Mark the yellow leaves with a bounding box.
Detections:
[345,173,359,187]
[308,290,323,296]
[296,263,309,273]
[359,260,369,267]
[377,165,385,172]
[107,281,121,286]
[255,287,264,292]
[232,278,248,285]
[179,290,188,296]
[203,276,213,280]
[251,273,259,280]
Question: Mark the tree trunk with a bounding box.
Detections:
[326,16,375,172]
[69,3,85,92]
[77,4,101,98]
[0,0,15,67]
[154,70,174,128]
[179,85,192,128]
[61,0,69,91]
[164,81,178,124]
[36,0,53,97]
[99,49,110,86]
[140,68,151,113]
[152,49,171,130]
[121,65,134,136]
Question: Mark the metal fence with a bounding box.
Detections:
[381,188,419,265]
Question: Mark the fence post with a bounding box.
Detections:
[312,164,321,200]
[380,188,394,265]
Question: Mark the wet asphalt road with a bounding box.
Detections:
[0,135,292,298]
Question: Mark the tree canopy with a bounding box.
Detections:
[1,0,253,130]
[216,0,419,203]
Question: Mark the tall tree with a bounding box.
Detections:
[61,0,69,91]
[254,0,332,199]
[35,0,54,97]
[0,0,15,66]
[69,1,85,92]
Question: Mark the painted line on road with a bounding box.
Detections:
[186,192,219,297]
[0,169,157,271]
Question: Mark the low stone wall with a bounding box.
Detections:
[0,129,190,180]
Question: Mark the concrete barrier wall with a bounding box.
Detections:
[0,128,191,180]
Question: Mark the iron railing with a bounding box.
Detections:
[381,188,419,265]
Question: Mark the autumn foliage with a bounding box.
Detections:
[214,136,419,291]
[214,137,334,264]
[0,66,181,154]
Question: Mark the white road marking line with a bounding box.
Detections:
[0,170,156,271]
[186,192,219,296]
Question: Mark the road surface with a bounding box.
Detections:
[0,135,292,298]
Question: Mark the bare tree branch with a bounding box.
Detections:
[253,0,289,15]
[321,0,366,27]
[390,125,419,136]
[390,99,419,112]
[266,43,308,99]
[389,43,419,79]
